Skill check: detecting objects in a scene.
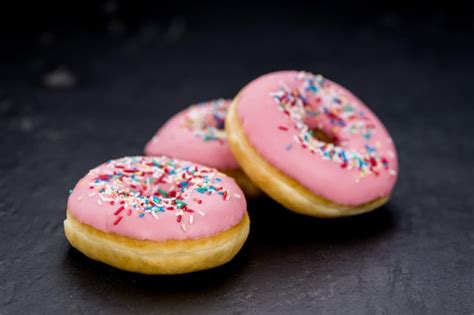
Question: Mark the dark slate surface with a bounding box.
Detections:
[1,2,473,314]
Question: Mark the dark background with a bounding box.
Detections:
[1,1,473,313]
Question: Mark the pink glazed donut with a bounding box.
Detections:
[64,156,249,274]
[145,99,260,196]
[226,71,398,217]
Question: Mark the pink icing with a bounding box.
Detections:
[237,71,398,205]
[67,156,246,241]
[144,99,239,170]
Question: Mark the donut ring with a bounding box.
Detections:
[226,71,398,218]
[145,99,260,197]
[64,156,249,274]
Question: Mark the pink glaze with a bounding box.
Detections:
[144,99,239,170]
[67,156,246,241]
[237,71,398,205]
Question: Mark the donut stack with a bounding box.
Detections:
[64,70,398,274]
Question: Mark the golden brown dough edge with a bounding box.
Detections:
[221,168,261,198]
[225,96,389,218]
[64,210,250,274]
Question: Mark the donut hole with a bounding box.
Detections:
[311,128,336,144]
[304,117,337,145]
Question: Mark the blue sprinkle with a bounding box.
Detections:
[364,144,376,154]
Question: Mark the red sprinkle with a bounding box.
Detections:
[113,216,123,225]
[114,206,125,215]
[278,125,289,131]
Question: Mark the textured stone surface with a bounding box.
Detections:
[0,2,473,313]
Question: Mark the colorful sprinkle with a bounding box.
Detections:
[113,216,123,225]
[182,99,229,142]
[270,72,391,178]
[84,156,229,230]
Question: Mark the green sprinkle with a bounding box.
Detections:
[158,188,169,197]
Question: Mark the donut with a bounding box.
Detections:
[226,71,398,218]
[144,99,260,197]
[64,156,249,274]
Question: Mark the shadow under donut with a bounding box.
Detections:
[62,197,396,308]
[246,195,397,246]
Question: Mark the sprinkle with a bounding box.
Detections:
[198,210,206,216]
[158,188,169,197]
[181,224,187,232]
[189,215,194,225]
[181,99,228,142]
[233,193,241,199]
[286,144,293,151]
[293,135,300,144]
[68,189,73,194]
[114,206,125,215]
[113,216,123,225]
[84,156,229,228]
[77,196,83,201]
[271,71,392,178]
[389,169,397,176]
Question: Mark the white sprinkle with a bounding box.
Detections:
[97,199,102,206]
[198,210,206,216]
[181,224,187,232]
[389,169,397,176]
[151,212,159,220]
[233,193,241,199]
[77,196,83,201]
[88,192,96,197]
[189,215,194,225]
[293,135,301,144]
